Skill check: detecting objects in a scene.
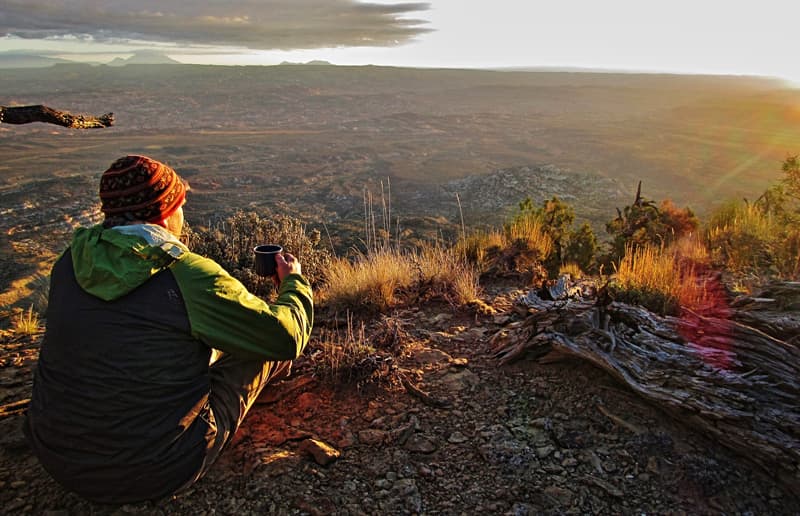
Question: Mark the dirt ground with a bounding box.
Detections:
[0,286,798,515]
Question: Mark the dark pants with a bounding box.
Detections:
[179,353,291,490]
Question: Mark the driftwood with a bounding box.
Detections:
[0,105,113,129]
[491,280,800,494]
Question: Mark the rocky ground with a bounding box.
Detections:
[0,284,798,515]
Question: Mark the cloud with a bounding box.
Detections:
[0,0,431,50]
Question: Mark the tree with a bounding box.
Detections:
[605,182,698,262]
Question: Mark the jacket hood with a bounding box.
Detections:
[70,224,188,301]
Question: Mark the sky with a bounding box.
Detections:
[2,0,799,82]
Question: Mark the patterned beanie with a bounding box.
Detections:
[99,155,187,223]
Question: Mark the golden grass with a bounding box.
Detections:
[505,216,553,258]
[614,243,713,314]
[559,262,584,279]
[321,249,417,311]
[671,233,710,267]
[11,305,40,336]
[706,202,776,275]
[454,230,504,270]
[416,245,481,304]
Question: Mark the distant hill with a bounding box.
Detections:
[0,51,71,69]
[279,60,334,66]
[107,51,181,66]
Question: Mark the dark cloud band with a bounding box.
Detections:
[0,0,432,49]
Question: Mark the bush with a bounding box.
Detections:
[606,183,698,263]
[706,201,782,277]
[183,210,331,298]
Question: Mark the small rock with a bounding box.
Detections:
[544,486,574,505]
[338,431,356,449]
[535,445,555,459]
[404,434,438,453]
[561,457,579,468]
[448,431,469,444]
[451,357,469,368]
[358,429,387,445]
[10,480,25,488]
[299,438,341,466]
[430,313,452,326]
[542,464,565,474]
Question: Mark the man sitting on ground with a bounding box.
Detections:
[26,155,314,503]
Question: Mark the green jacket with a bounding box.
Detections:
[26,223,313,503]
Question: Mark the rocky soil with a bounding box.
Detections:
[1,285,798,515]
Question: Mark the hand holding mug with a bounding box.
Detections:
[275,253,301,284]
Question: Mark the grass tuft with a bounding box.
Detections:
[321,249,417,312]
[415,245,481,305]
[12,305,40,336]
[310,313,389,385]
[613,243,713,315]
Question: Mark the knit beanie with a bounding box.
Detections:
[99,155,187,223]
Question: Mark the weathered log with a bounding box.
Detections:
[0,105,113,129]
[491,282,800,494]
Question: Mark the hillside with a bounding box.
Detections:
[1,278,798,514]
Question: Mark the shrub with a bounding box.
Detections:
[606,182,698,263]
[511,196,598,276]
[706,201,780,277]
[183,210,331,298]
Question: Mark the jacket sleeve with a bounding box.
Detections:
[170,252,313,360]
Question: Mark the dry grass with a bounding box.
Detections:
[559,262,584,279]
[416,245,481,304]
[321,249,417,311]
[11,305,40,336]
[672,233,710,267]
[454,230,504,271]
[454,218,552,280]
[310,313,387,385]
[706,202,777,276]
[505,216,553,259]
[321,244,482,311]
[613,243,713,315]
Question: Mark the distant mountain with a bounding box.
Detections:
[107,51,181,66]
[0,51,71,69]
[279,60,334,66]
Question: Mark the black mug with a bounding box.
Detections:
[254,244,283,277]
